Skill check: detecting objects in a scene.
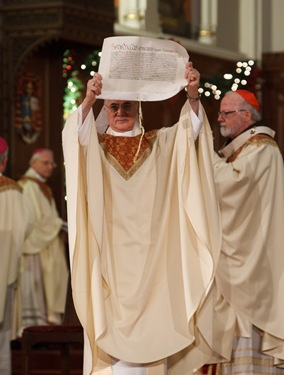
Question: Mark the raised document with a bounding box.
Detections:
[97,36,189,101]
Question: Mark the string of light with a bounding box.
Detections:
[62,49,261,121]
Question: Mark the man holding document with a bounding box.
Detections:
[63,36,221,374]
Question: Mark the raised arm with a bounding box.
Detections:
[185,61,200,116]
[81,73,102,123]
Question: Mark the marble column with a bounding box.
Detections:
[198,0,217,45]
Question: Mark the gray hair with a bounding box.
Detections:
[239,99,261,122]
[224,91,261,123]
[29,148,53,165]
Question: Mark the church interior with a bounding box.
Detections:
[0,0,283,373]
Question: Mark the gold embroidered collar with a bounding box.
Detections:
[98,130,158,180]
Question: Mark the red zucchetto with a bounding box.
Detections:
[235,89,260,112]
[32,148,45,156]
[0,137,8,154]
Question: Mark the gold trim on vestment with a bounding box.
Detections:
[19,176,53,203]
[219,126,275,161]
[0,176,23,193]
[98,130,158,181]
[248,135,277,148]
[227,135,278,163]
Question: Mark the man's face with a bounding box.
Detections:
[31,150,56,180]
[217,95,247,139]
[104,100,139,132]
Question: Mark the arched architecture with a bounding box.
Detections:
[1,1,283,374]
[0,0,284,216]
[0,0,114,216]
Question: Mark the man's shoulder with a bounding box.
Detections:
[19,175,53,204]
[19,175,37,184]
[228,134,279,162]
[145,129,159,140]
[0,175,23,193]
[244,122,276,144]
[247,133,278,147]
[222,123,277,162]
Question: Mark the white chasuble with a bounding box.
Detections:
[63,101,221,374]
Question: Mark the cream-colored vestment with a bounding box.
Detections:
[18,168,69,329]
[213,130,284,367]
[0,175,33,374]
[63,101,222,374]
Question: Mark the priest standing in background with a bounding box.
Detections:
[0,137,33,375]
[18,148,69,333]
[205,90,284,374]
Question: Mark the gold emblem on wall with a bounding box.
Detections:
[15,73,43,144]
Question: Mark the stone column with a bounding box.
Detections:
[118,0,160,32]
[118,0,146,29]
[198,0,217,45]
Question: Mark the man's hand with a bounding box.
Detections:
[185,61,200,95]
[185,61,200,116]
[85,73,102,104]
[82,73,103,122]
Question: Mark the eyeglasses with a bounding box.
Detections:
[105,102,135,113]
[218,110,247,118]
[38,160,57,168]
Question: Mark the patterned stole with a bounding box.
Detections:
[0,175,22,193]
[98,130,158,180]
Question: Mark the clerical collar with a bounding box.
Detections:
[30,167,47,182]
[109,129,134,137]
[218,122,275,160]
[223,120,267,147]
[240,120,269,134]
